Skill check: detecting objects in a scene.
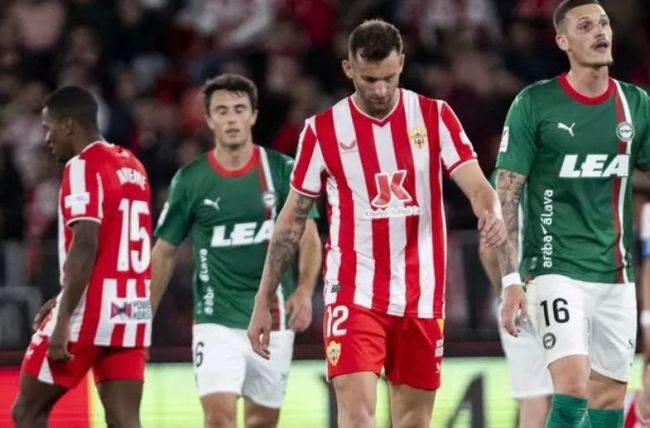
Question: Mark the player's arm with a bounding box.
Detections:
[285,218,322,332]
[249,189,316,358]
[450,161,506,248]
[495,168,528,336]
[478,242,501,297]
[49,220,99,361]
[150,239,179,317]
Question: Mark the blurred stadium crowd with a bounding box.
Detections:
[2,0,650,357]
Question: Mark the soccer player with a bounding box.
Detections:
[150,74,321,428]
[479,219,552,428]
[248,19,505,427]
[624,357,650,427]
[498,1,649,426]
[12,86,153,428]
[641,201,650,357]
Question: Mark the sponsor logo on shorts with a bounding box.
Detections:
[543,332,556,350]
[435,339,444,357]
[326,340,341,366]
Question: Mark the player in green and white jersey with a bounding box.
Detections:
[496,1,650,427]
[150,74,321,428]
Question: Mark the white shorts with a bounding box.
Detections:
[497,301,553,399]
[526,274,637,382]
[192,323,295,408]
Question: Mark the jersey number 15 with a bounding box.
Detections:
[117,199,151,273]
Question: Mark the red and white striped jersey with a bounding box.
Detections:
[625,391,650,427]
[291,89,476,318]
[40,141,153,347]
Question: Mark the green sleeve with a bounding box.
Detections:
[495,89,538,176]
[278,153,319,219]
[635,88,650,171]
[154,169,192,245]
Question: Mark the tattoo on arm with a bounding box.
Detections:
[495,169,526,279]
[264,194,315,300]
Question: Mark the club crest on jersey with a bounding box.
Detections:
[326,340,341,366]
[261,191,277,209]
[408,127,427,149]
[616,121,634,142]
[365,170,421,219]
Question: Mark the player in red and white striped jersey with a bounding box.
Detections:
[624,357,650,427]
[249,19,506,427]
[13,86,152,428]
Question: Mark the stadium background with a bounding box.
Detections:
[1,0,649,427]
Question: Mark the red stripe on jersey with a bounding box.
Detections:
[316,109,357,303]
[624,395,637,427]
[420,96,446,317]
[390,105,421,315]
[292,124,319,195]
[110,324,125,346]
[135,324,146,347]
[349,99,391,313]
[440,102,475,171]
[255,148,272,220]
[612,89,626,282]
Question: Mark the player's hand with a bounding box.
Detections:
[286,288,313,333]
[248,296,272,360]
[478,211,506,248]
[48,319,73,362]
[501,285,528,337]
[33,297,57,331]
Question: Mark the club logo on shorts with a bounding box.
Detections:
[261,191,277,209]
[543,332,556,350]
[616,121,634,142]
[326,340,341,366]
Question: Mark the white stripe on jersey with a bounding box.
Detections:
[95,278,117,344]
[403,91,436,317]
[438,101,461,168]
[144,279,152,346]
[615,80,632,283]
[373,122,407,315]
[97,172,104,220]
[68,157,89,215]
[331,99,374,309]
[258,147,277,219]
[123,279,138,346]
[57,200,65,283]
[323,178,341,306]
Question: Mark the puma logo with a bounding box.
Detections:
[203,197,221,211]
[558,122,576,137]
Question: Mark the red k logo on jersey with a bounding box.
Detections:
[365,170,420,219]
[371,170,412,208]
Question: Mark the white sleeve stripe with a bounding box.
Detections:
[69,158,88,215]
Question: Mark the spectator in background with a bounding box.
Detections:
[0,144,25,288]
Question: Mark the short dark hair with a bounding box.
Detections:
[553,0,602,31]
[201,73,258,114]
[348,19,403,62]
[43,86,99,130]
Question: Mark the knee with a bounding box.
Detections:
[204,409,236,428]
[337,405,374,428]
[245,414,279,428]
[12,399,46,428]
[103,407,140,428]
[393,411,431,428]
[553,375,589,398]
[588,383,626,409]
[11,400,26,425]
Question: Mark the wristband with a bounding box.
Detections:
[641,310,650,327]
[501,272,522,290]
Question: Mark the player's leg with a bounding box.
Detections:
[193,324,246,428]
[96,380,143,428]
[587,282,636,427]
[13,333,94,427]
[518,397,551,428]
[498,301,553,428]
[526,276,591,427]
[324,303,387,428]
[241,329,295,428]
[93,347,146,428]
[12,372,67,428]
[332,372,379,428]
[385,317,442,427]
